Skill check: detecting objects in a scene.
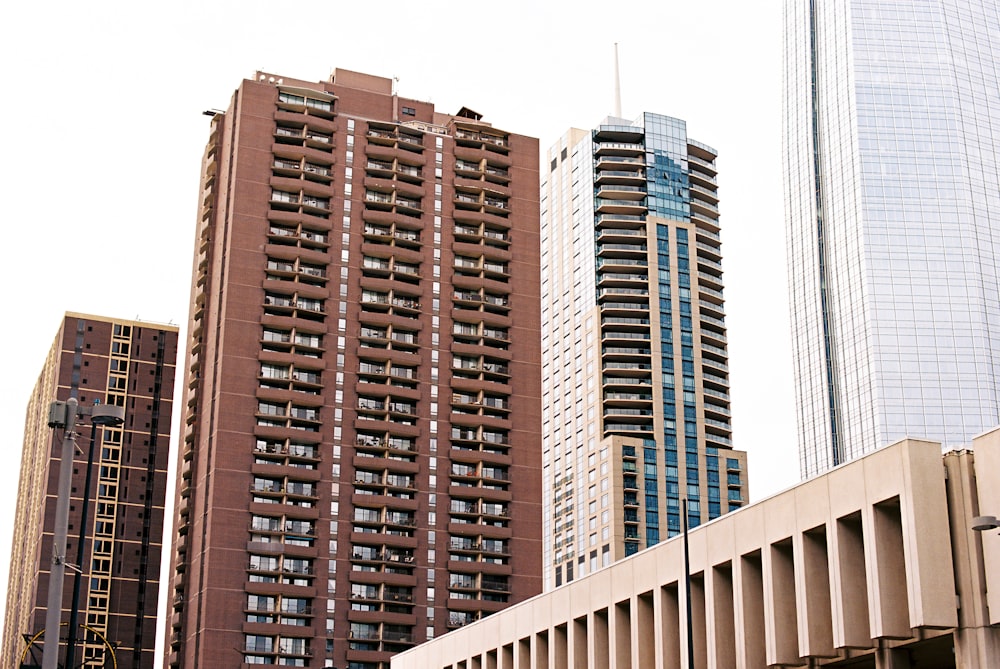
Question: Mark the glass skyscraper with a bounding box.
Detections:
[784,0,1000,476]
[540,115,748,590]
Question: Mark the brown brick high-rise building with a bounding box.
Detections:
[2,313,178,669]
[166,69,542,669]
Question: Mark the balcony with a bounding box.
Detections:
[455,129,510,153]
[696,239,722,261]
[602,375,652,387]
[703,370,730,391]
[595,169,646,186]
[481,579,511,592]
[707,433,734,448]
[597,257,648,271]
[691,211,720,235]
[690,182,719,204]
[595,184,647,201]
[367,128,424,153]
[705,416,732,435]
[699,283,726,303]
[604,420,654,433]
[594,141,644,157]
[704,401,732,421]
[695,224,721,243]
[596,213,646,228]
[598,242,648,258]
[700,301,726,323]
[595,198,648,216]
[597,227,647,243]
[696,254,724,273]
[688,153,718,176]
[697,270,724,290]
[601,331,650,343]
[604,391,653,402]
[594,154,644,170]
[604,407,654,419]
[484,164,510,183]
[700,312,727,332]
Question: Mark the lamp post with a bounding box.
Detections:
[682,498,695,669]
[42,399,124,669]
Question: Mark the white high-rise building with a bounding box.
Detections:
[540,115,748,591]
[784,0,1000,476]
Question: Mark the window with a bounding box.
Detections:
[361,325,387,339]
[258,402,285,416]
[359,361,386,375]
[281,597,309,614]
[278,638,307,655]
[354,508,380,523]
[272,189,297,203]
[362,289,388,305]
[263,328,291,344]
[261,364,290,379]
[250,554,279,571]
[350,622,378,640]
[401,106,416,116]
[245,635,273,652]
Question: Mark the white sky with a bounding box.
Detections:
[0,0,797,649]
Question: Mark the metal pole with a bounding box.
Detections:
[682,497,695,669]
[65,419,100,669]
[42,397,79,669]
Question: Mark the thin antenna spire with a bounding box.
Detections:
[613,43,622,118]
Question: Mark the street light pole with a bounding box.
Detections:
[65,402,123,669]
[682,497,695,669]
[63,415,98,669]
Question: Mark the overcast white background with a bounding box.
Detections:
[0,0,796,648]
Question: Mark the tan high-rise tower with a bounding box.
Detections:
[166,69,542,669]
[540,115,748,590]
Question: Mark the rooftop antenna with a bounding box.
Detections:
[613,43,622,118]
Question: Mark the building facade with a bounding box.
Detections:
[2,313,178,669]
[540,116,747,591]
[784,0,1000,476]
[165,69,542,669]
[393,429,1000,669]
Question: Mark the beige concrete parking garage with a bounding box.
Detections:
[393,428,1000,668]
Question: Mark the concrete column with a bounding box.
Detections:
[657,583,681,669]
[865,500,910,639]
[552,624,567,669]
[972,428,1000,626]
[611,600,631,668]
[534,630,549,669]
[707,563,736,669]
[830,513,872,649]
[590,609,609,669]
[634,593,655,669]
[896,439,958,629]
[764,539,802,665]
[794,526,836,658]
[734,552,766,669]
[569,617,587,669]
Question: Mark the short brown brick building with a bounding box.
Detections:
[3,313,178,669]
